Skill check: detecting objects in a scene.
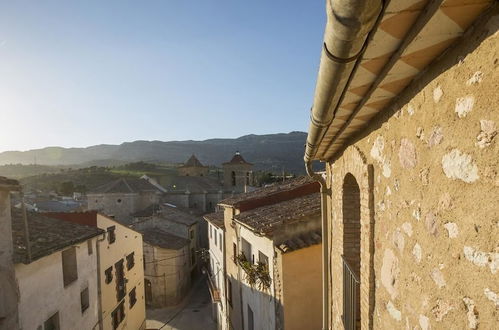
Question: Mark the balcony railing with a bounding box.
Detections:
[342,255,360,330]
[204,267,221,303]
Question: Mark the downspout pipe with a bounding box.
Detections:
[306,162,330,330]
[96,232,107,330]
[305,0,383,162]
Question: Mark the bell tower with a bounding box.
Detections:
[223,151,253,193]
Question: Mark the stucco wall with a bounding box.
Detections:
[208,222,227,329]
[281,244,322,330]
[163,193,190,209]
[178,166,209,177]
[239,226,276,330]
[87,192,160,223]
[15,239,99,330]
[223,206,244,330]
[143,243,190,307]
[97,214,146,330]
[326,11,499,330]
[164,192,223,213]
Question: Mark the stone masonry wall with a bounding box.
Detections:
[327,10,498,330]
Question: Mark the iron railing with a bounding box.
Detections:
[203,267,221,303]
[342,255,360,330]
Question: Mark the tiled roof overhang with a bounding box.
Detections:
[307,0,494,161]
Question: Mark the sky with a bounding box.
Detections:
[0,0,325,152]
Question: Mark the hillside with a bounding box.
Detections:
[0,132,308,174]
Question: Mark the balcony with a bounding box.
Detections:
[342,255,360,330]
[205,267,221,303]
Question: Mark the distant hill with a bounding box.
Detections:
[0,132,308,174]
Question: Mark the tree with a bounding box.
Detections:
[59,181,74,196]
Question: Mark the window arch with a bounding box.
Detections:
[333,145,374,330]
[145,279,152,305]
[342,173,361,329]
[231,171,236,186]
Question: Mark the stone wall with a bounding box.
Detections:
[178,166,209,177]
[223,164,253,193]
[143,243,190,307]
[327,10,499,330]
[15,239,99,330]
[0,191,19,330]
[87,192,139,221]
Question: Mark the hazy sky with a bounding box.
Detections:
[0,1,325,152]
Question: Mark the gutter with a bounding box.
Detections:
[304,1,384,328]
[305,163,330,330]
[20,191,32,263]
[96,232,107,330]
[305,0,383,163]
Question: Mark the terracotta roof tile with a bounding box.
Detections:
[219,176,318,207]
[0,176,20,190]
[277,230,322,253]
[132,204,160,218]
[234,192,321,235]
[11,208,103,264]
[203,211,225,229]
[135,227,189,250]
[181,155,206,168]
[157,205,199,226]
[223,152,252,165]
[90,178,162,194]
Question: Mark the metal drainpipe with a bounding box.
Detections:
[96,232,107,330]
[20,191,32,263]
[306,161,329,330]
[304,0,383,162]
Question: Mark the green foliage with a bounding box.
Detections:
[20,166,126,193]
[236,253,271,290]
[256,262,271,290]
[59,181,74,195]
[254,171,297,187]
[74,184,87,194]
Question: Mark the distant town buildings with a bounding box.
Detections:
[130,204,200,307]
[222,152,253,194]
[0,176,147,330]
[177,154,209,177]
[87,178,163,224]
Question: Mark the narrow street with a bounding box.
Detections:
[146,276,216,330]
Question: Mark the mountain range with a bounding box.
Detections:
[0,132,309,173]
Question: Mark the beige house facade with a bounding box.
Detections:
[204,212,226,328]
[96,214,146,330]
[11,209,103,330]
[49,212,147,330]
[304,1,498,329]
[211,177,323,330]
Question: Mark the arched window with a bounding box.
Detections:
[342,173,361,329]
[231,171,236,186]
[145,279,152,305]
[246,172,250,185]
